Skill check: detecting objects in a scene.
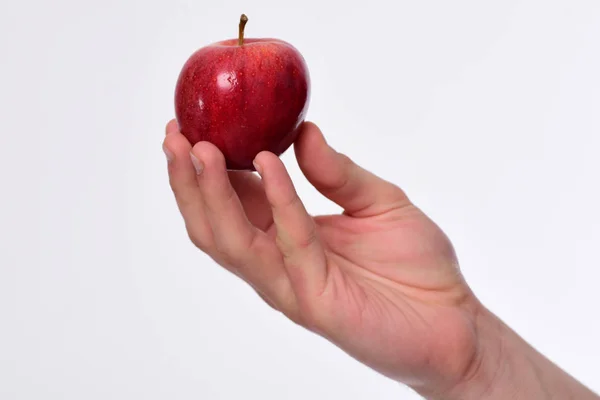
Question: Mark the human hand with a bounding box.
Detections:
[162,120,480,394]
[163,120,600,399]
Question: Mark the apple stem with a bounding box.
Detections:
[238,14,248,46]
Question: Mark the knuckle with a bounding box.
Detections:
[337,153,356,175]
[275,235,295,260]
[167,174,178,192]
[214,230,257,264]
[295,226,319,251]
[221,186,237,206]
[213,238,236,259]
[185,224,213,253]
[278,192,301,210]
[338,152,354,168]
[324,153,352,194]
[186,230,207,251]
[276,225,318,262]
[386,184,411,207]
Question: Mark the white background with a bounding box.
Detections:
[1,0,599,398]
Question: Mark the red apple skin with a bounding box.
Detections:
[174,38,310,170]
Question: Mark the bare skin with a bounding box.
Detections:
[162,120,598,399]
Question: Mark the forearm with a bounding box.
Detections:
[418,307,599,400]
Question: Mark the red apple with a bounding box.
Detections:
[174,14,311,170]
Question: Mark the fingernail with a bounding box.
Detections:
[253,160,262,176]
[163,144,174,163]
[190,152,204,175]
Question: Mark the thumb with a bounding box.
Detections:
[294,122,410,217]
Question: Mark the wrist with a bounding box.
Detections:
[417,305,599,400]
[413,305,510,399]
[443,306,513,399]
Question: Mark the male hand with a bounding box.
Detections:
[162,120,480,394]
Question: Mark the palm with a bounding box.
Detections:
[305,210,477,386]
[252,205,476,387]
[164,120,479,392]
[315,208,461,293]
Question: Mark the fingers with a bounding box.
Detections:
[294,122,410,218]
[163,120,272,247]
[163,120,296,314]
[190,141,258,258]
[163,120,213,249]
[191,142,297,312]
[253,151,327,297]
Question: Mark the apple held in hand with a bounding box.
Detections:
[174,14,311,170]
